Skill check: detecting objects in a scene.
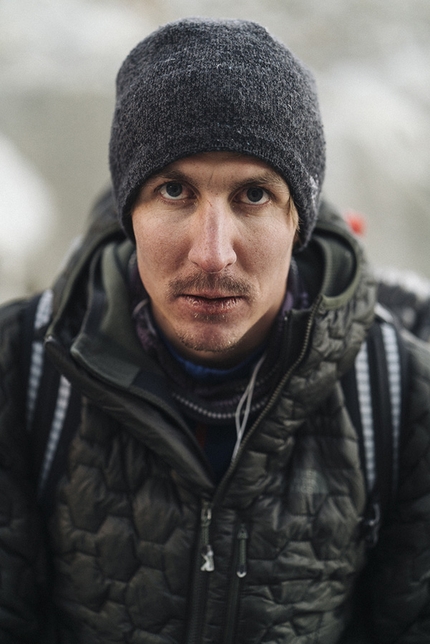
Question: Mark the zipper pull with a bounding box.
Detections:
[201,545,214,572]
[200,502,215,572]
[236,524,248,578]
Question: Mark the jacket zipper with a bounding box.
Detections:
[200,502,215,572]
[186,500,214,644]
[214,295,322,505]
[223,523,248,644]
[236,524,248,578]
[187,297,322,643]
[215,297,322,642]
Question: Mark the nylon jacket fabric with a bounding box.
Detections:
[1,197,430,643]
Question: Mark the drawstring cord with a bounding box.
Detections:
[232,353,266,461]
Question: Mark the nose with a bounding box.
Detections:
[187,201,237,273]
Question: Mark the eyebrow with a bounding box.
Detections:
[149,169,193,184]
[148,167,289,193]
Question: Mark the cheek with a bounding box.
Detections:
[240,220,295,277]
[134,220,187,281]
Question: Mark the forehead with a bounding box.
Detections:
[147,151,289,187]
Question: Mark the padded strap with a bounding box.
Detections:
[23,290,81,514]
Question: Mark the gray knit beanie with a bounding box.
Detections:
[109,17,325,248]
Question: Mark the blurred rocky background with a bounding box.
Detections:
[1,0,429,303]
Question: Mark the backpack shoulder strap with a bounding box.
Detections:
[372,304,409,498]
[21,290,81,514]
[342,305,408,546]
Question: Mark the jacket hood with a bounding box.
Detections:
[290,211,376,411]
[44,191,376,491]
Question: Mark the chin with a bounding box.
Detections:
[175,327,245,362]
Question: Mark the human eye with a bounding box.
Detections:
[239,186,270,205]
[159,182,188,200]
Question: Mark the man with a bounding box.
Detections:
[0,17,430,644]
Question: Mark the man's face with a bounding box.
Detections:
[132,152,298,367]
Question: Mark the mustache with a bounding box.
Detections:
[168,273,253,298]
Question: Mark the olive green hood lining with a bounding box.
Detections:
[69,240,163,390]
[297,219,362,310]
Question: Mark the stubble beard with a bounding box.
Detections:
[174,321,240,355]
[167,272,255,357]
[167,272,253,300]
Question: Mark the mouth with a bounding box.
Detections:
[168,273,252,318]
[179,293,244,315]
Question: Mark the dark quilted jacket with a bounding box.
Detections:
[1,197,430,644]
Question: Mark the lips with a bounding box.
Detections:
[179,293,244,316]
